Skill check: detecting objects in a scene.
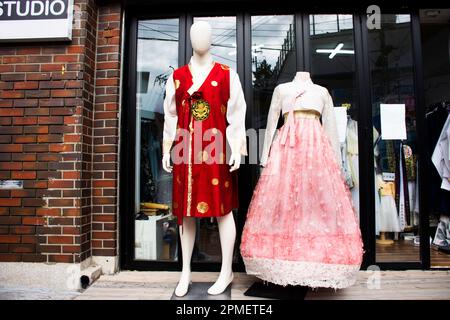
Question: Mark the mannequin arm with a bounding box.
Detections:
[226,70,247,171]
[162,73,177,173]
[322,90,342,167]
[260,86,282,167]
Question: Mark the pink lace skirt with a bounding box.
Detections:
[240,116,364,289]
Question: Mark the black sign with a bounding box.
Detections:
[0,0,69,21]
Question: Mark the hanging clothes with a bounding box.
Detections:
[432,113,450,191]
[426,104,450,215]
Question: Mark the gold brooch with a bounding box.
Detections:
[191,99,210,121]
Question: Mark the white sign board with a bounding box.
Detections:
[334,106,348,143]
[0,0,74,42]
[380,104,407,140]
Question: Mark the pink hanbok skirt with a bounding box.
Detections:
[240,111,364,289]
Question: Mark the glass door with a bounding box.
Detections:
[133,18,180,263]
[367,14,422,263]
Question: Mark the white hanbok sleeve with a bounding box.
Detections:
[162,73,177,155]
[322,90,342,166]
[260,86,282,167]
[226,70,247,156]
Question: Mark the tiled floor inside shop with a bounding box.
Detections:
[75,270,450,300]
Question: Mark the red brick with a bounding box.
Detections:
[0,91,24,99]
[54,55,79,63]
[38,116,64,125]
[10,244,35,253]
[0,108,23,117]
[10,207,35,216]
[41,64,63,72]
[15,64,40,72]
[11,226,35,235]
[39,81,65,89]
[2,56,26,64]
[0,198,21,206]
[10,189,35,198]
[14,82,39,90]
[23,144,48,152]
[62,208,81,216]
[36,134,62,143]
[96,78,119,86]
[11,171,36,180]
[0,254,21,262]
[0,235,20,243]
[62,227,80,235]
[23,181,47,189]
[17,47,41,55]
[48,254,74,263]
[21,236,38,244]
[0,65,14,72]
[51,90,77,98]
[26,73,51,81]
[24,126,48,134]
[22,217,46,225]
[36,208,61,217]
[48,180,74,189]
[67,46,84,54]
[93,215,116,223]
[15,100,39,108]
[62,245,80,253]
[48,236,74,244]
[97,62,120,70]
[13,117,37,125]
[22,198,45,207]
[12,135,37,143]
[92,231,116,240]
[49,144,73,152]
[0,163,22,170]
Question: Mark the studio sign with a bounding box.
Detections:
[0,0,68,20]
[0,0,73,42]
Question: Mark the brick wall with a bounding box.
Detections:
[0,1,122,264]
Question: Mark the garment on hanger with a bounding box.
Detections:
[376,174,401,232]
[432,113,450,191]
[346,118,359,218]
[240,73,363,289]
[426,103,450,215]
[162,58,247,225]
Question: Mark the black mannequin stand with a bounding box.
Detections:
[244,281,308,300]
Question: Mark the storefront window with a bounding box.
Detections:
[251,15,296,141]
[134,19,180,261]
[368,14,421,262]
[420,9,450,268]
[308,14,360,218]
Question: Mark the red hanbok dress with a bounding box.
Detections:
[163,60,247,225]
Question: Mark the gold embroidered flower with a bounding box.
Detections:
[197,202,209,214]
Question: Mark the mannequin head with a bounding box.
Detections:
[190,21,212,55]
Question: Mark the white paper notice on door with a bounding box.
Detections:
[380,104,407,140]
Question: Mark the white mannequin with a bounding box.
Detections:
[162,21,239,297]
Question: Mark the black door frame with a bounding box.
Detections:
[120,6,431,271]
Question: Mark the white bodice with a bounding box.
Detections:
[260,77,342,167]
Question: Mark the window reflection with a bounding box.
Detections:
[193,16,237,70]
[309,14,360,218]
[134,19,179,262]
[252,15,296,135]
